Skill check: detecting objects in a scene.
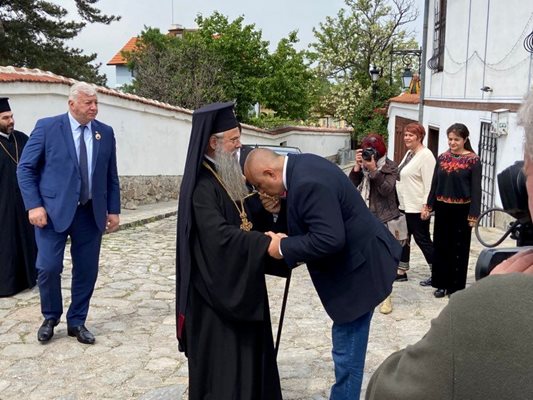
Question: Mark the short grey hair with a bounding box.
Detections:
[69,82,97,101]
[519,90,533,160]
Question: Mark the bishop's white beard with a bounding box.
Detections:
[214,145,250,201]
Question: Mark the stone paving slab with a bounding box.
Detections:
[0,204,517,400]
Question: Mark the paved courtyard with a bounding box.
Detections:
[0,203,516,399]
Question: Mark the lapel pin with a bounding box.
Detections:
[95,131,101,140]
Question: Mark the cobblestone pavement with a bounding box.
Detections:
[0,202,516,400]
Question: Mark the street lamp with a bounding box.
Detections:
[389,47,422,89]
[369,64,381,83]
[401,67,414,90]
[369,64,381,97]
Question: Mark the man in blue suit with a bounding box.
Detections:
[244,148,401,400]
[17,82,121,345]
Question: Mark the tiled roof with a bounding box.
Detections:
[0,66,73,85]
[0,65,192,115]
[0,66,352,135]
[389,92,420,104]
[107,37,139,66]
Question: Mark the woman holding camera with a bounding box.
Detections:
[396,123,436,284]
[350,133,406,314]
[424,123,481,298]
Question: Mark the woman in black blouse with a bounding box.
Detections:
[423,123,482,298]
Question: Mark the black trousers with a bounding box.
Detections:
[431,202,472,292]
[399,211,434,270]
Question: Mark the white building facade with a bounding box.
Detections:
[388,0,533,226]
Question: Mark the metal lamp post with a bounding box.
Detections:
[369,64,381,97]
[389,47,422,89]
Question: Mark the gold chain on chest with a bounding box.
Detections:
[202,161,255,231]
[0,134,19,164]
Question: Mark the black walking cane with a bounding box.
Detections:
[275,269,292,358]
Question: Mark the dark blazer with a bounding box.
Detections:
[280,153,401,324]
[17,113,120,233]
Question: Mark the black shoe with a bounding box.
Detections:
[419,277,432,287]
[434,289,447,298]
[67,325,95,345]
[395,272,408,282]
[38,319,59,343]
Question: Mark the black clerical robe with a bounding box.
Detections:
[0,130,36,296]
[185,164,283,400]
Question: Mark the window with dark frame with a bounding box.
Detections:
[428,0,447,72]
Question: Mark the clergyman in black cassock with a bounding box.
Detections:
[176,102,284,400]
[0,97,37,297]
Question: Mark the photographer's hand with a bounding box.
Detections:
[362,156,377,172]
[353,149,363,172]
[491,248,533,275]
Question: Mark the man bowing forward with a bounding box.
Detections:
[245,148,401,400]
[17,82,120,344]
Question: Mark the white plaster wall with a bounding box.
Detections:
[115,66,133,88]
[2,82,191,176]
[425,0,533,101]
[2,81,350,178]
[241,128,349,158]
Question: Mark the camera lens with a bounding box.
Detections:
[362,148,376,161]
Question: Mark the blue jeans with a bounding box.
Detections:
[330,311,373,400]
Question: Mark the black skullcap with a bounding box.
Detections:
[0,98,11,113]
[194,101,238,135]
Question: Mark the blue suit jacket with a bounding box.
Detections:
[17,113,120,233]
[280,154,401,324]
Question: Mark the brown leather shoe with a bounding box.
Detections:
[67,325,95,344]
[38,319,59,343]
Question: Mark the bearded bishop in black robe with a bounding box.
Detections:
[0,98,37,296]
[177,102,284,400]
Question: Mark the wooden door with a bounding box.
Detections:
[393,116,416,163]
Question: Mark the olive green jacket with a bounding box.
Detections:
[366,273,533,400]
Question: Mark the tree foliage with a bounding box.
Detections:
[311,0,419,133]
[195,12,270,119]
[0,0,120,85]
[124,28,229,109]
[259,31,318,120]
[125,12,319,123]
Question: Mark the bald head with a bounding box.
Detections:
[244,148,286,196]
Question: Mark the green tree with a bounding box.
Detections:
[124,12,318,124]
[311,0,419,136]
[259,31,318,120]
[195,12,270,120]
[124,28,229,109]
[0,0,120,85]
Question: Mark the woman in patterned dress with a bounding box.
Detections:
[424,123,482,298]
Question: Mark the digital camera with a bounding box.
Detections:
[475,161,533,279]
[362,147,378,161]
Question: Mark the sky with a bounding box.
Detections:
[63,0,425,87]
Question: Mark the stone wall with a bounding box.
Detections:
[120,176,181,210]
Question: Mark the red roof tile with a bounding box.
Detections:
[107,37,139,66]
[0,65,192,115]
[389,93,420,104]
